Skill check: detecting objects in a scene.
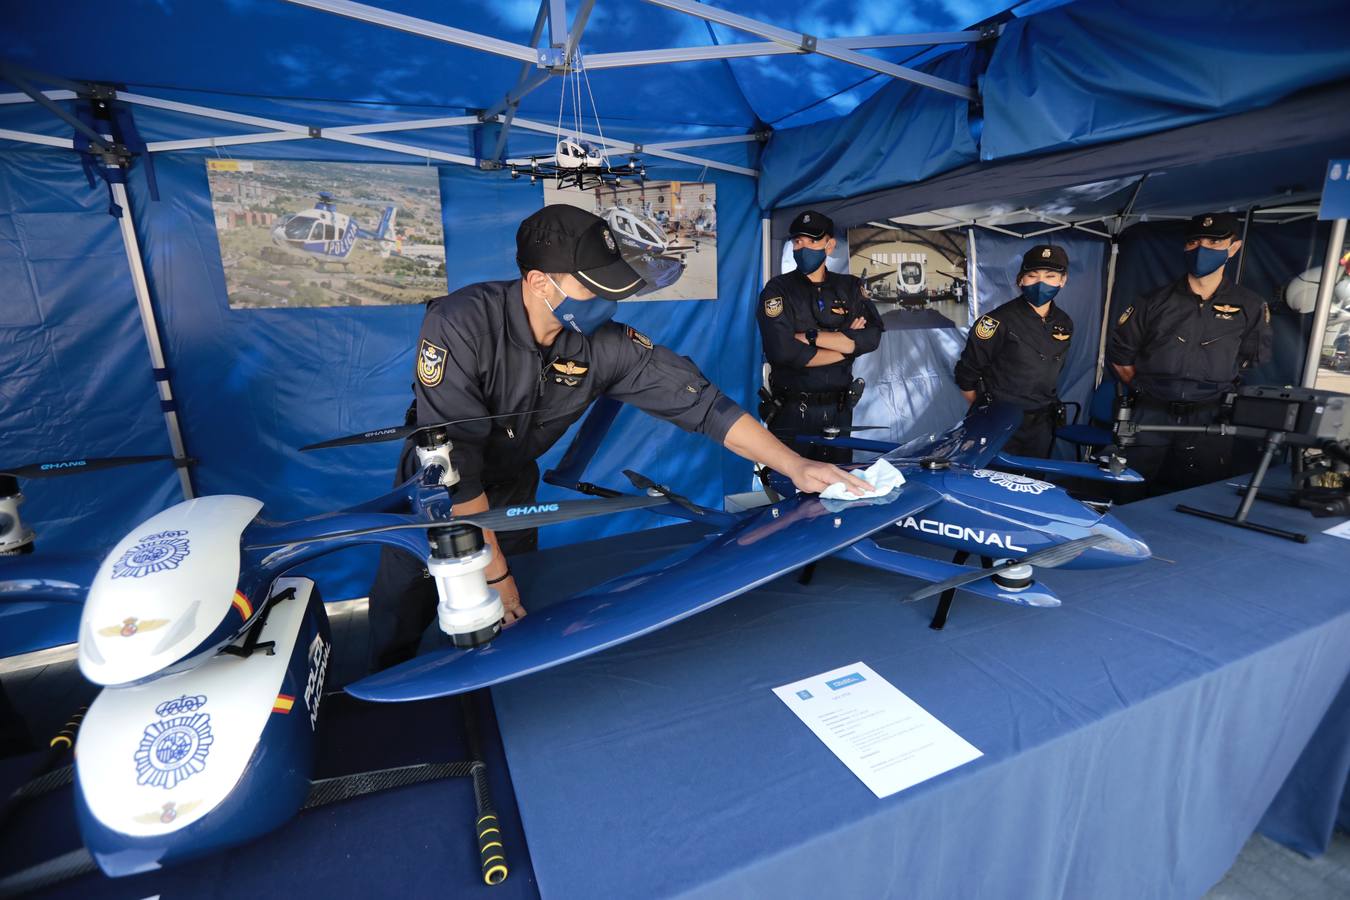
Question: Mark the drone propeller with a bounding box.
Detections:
[904,534,1112,604]
[622,470,703,517]
[301,411,542,452]
[245,494,671,550]
[0,454,174,479]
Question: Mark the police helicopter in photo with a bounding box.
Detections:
[0,399,1151,886]
[270,192,400,262]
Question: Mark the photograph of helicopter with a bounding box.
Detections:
[848,224,972,328]
[205,159,447,309]
[543,180,717,300]
[0,401,1148,881]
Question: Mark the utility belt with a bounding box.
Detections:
[979,379,1066,428]
[759,378,864,426]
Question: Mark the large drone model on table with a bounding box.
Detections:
[0,402,1149,886]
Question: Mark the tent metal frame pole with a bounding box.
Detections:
[640,0,978,100]
[761,216,771,283]
[1097,242,1120,388]
[966,226,979,325]
[0,128,73,148]
[487,0,553,164]
[108,177,194,500]
[280,0,541,63]
[1234,205,1255,284]
[1301,217,1347,388]
[584,29,988,69]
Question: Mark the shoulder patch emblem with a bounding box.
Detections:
[1263,303,1271,324]
[1118,306,1134,326]
[974,315,999,340]
[626,326,653,349]
[417,338,447,388]
[763,296,784,318]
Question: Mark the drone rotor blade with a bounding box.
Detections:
[245,494,669,550]
[301,410,544,452]
[1,455,175,479]
[621,470,703,517]
[904,534,1112,604]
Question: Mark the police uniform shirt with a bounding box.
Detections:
[954,297,1074,408]
[757,270,884,393]
[408,279,745,501]
[1107,276,1272,402]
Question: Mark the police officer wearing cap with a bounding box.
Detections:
[1109,212,1272,493]
[367,204,870,670]
[954,244,1075,457]
[757,210,884,463]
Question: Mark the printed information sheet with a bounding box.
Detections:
[773,662,982,798]
[1322,519,1350,541]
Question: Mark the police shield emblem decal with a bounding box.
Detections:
[1118,306,1134,326]
[974,316,999,340]
[418,339,447,387]
[764,296,784,318]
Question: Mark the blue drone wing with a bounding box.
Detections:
[346,482,944,702]
[884,402,1022,469]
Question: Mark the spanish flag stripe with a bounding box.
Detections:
[273,694,295,714]
[232,591,253,620]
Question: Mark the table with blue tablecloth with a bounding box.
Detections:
[492,476,1350,899]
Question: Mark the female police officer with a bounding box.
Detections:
[954,244,1074,458]
[368,205,869,670]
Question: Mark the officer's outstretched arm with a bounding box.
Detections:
[721,414,871,496]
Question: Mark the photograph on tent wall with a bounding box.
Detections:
[205,159,447,309]
[542,181,716,300]
[846,224,971,329]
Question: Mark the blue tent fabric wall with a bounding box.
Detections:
[757,49,980,210]
[979,0,1350,161]
[0,150,180,565]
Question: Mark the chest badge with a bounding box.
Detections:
[552,359,589,387]
[1213,303,1241,315]
[829,304,849,316]
[974,315,999,340]
[1051,328,1071,341]
[418,339,447,388]
[764,296,784,318]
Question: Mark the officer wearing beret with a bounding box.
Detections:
[757,211,884,463]
[954,244,1075,457]
[1109,212,1272,493]
[368,205,869,670]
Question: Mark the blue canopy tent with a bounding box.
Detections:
[2,0,1348,645]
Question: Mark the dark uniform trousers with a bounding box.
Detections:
[1002,407,1058,458]
[767,392,853,465]
[1125,396,1230,496]
[367,464,540,672]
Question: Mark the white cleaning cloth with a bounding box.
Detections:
[819,458,905,501]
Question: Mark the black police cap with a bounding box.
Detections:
[1019,244,1069,275]
[516,205,646,301]
[789,210,834,240]
[1186,212,1239,240]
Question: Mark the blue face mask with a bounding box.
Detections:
[1020,281,1060,306]
[1186,245,1230,277]
[793,245,828,274]
[545,276,618,336]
